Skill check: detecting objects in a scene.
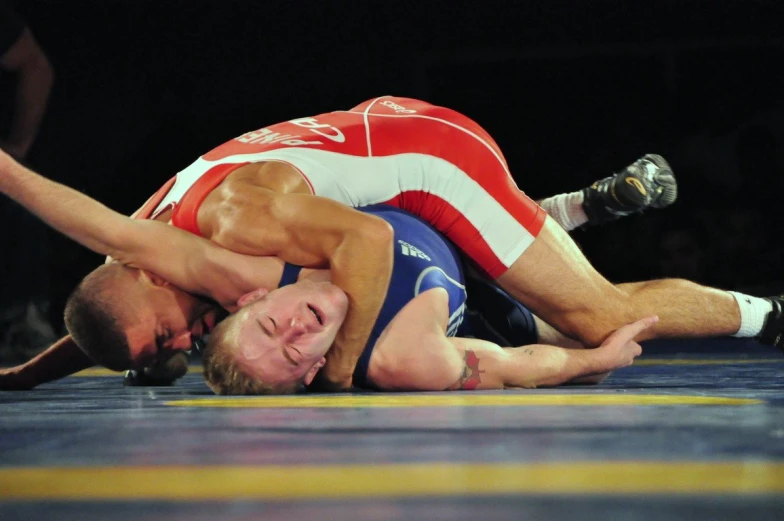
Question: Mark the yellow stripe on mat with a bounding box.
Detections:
[165,394,761,408]
[634,358,784,366]
[73,366,203,376]
[1,462,782,500]
[71,359,782,377]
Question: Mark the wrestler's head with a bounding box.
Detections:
[203,279,349,395]
[64,263,220,371]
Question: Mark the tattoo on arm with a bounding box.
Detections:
[522,348,534,355]
[454,349,486,390]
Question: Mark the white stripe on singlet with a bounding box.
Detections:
[188,148,533,267]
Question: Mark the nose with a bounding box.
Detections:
[283,315,307,340]
[165,331,193,351]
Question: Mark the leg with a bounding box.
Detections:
[390,105,774,350]
[614,279,739,340]
[496,215,741,347]
[461,271,586,349]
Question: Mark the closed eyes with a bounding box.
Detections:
[257,317,277,337]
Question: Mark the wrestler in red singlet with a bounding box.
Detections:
[135,96,546,278]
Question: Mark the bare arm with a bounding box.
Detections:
[0,28,54,159]
[370,311,658,391]
[210,180,394,391]
[0,335,93,390]
[373,335,614,391]
[446,317,657,389]
[444,338,610,390]
[0,150,258,306]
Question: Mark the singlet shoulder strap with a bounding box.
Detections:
[278,263,303,288]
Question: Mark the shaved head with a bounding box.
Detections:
[64,263,147,370]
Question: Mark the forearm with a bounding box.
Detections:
[11,335,95,388]
[9,51,54,157]
[446,317,653,390]
[0,156,218,297]
[319,230,394,386]
[0,157,132,257]
[501,344,605,388]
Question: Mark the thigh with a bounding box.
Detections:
[366,100,548,278]
[496,215,633,344]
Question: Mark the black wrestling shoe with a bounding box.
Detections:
[758,295,784,351]
[582,154,678,225]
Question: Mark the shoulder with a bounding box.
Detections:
[224,161,310,194]
[368,290,461,391]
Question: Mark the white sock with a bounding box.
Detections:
[538,191,588,231]
[728,291,773,337]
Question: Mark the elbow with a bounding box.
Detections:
[358,217,394,250]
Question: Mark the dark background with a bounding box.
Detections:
[4,0,784,335]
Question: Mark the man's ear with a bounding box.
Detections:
[303,357,327,386]
[237,287,270,308]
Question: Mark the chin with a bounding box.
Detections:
[325,285,349,312]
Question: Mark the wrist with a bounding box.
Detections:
[583,348,615,375]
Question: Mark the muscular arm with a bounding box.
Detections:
[0,151,259,307]
[209,177,394,390]
[367,289,656,391]
[0,27,54,159]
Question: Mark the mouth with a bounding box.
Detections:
[307,304,324,326]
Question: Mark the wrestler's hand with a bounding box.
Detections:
[594,315,659,371]
[309,346,355,392]
[0,366,38,391]
[309,362,353,392]
[123,351,190,387]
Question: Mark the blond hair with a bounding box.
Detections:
[202,313,302,395]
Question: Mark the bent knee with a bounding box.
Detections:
[560,303,636,347]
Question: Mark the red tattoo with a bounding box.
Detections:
[456,350,485,390]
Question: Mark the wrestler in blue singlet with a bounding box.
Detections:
[277,205,538,389]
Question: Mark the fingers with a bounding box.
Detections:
[616,315,659,343]
[144,351,190,381]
